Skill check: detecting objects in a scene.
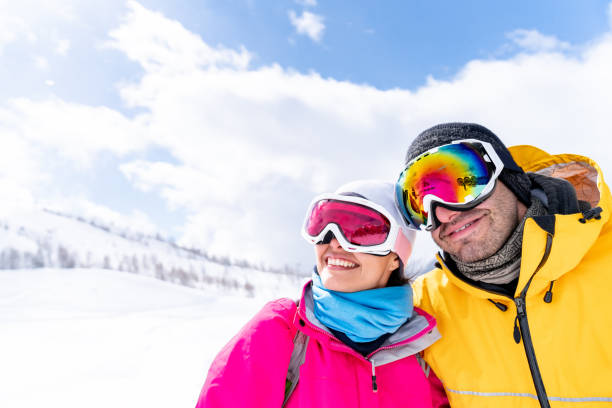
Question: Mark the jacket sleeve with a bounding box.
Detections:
[196,298,297,408]
[428,368,450,408]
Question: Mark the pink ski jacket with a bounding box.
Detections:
[197,282,449,408]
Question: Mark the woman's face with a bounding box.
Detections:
[315,237,400,292]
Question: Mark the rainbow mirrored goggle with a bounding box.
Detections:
[301,194,401,255]
[395,139,504,231]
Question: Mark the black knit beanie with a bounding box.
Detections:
[405,123,532,206]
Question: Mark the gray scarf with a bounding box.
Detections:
[451,197,547,284]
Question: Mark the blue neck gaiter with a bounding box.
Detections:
[311,271,413,343]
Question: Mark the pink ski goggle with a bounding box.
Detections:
[301,194,401,255]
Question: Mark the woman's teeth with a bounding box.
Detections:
[327,258,356,268]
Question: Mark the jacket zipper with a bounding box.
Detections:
[297,318,381,392]
[513,297,549,408]
[511,233,553,408]
[371,362,378,392]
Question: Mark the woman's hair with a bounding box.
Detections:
[386,267,410,287]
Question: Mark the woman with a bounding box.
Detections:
[196,180,448,407]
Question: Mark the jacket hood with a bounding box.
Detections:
[511,145,607,211]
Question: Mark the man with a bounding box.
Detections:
[396,123,612,407]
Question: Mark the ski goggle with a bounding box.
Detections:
[301,194,405,256]
[396,139,504,231]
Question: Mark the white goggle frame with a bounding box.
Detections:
[301,193,401,255]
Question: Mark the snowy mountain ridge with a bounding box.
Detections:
[0,208,307,299]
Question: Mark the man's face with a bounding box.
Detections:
[431,181,527,262]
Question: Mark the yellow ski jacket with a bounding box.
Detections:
[413,145,612,407]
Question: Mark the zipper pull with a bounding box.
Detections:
[513,315,521,343]
[513,297,526,344]
[488,298,508,311]
[543,281,555,303]
[515,297,526,317]
[371,363,378,393]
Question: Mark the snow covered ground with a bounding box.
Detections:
[0,268,302,408]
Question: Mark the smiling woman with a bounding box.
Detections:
[315,237,399,292]
[195,180,449,407]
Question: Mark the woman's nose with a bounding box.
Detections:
[435,205,461,224]
[329,236,343,249]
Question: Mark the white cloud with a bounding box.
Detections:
[3,1,612,268]
[0,0,77,54]
[119,161,235,210]
[55,38,70,55]
[295,0,317,6]
[0,0,78,23]
[34,55,49,69]
[288,10,325,42]
[0,98,150,167]
[106,1,251,74]
[507,29,571,52]
[0,15,29,54]
[0,133,42,213]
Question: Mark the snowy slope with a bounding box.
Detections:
[0,208,308,299]
[0,268,286,408]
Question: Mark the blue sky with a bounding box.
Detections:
[4,1,610,102]
[169,0,610,89]
[2,0,612,270]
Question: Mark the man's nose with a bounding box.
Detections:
[435,205,461,223]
